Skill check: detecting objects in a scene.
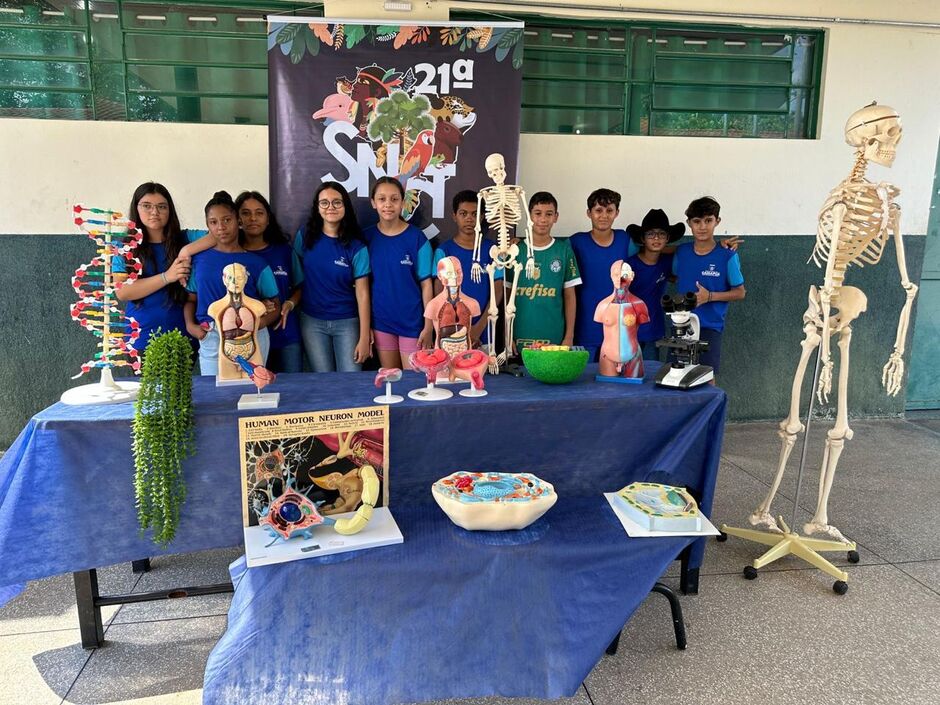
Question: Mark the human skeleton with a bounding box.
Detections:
[750,103,918,543]
[471,153,535,373]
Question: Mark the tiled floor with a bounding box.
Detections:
[2,420,938,705]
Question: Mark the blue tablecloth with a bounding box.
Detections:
[0,363,725,590]
[203,498,696,705]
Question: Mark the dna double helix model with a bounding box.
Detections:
[70,205,144,379]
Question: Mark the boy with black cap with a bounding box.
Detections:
[626,209,685,360]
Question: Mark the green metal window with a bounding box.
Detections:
[0,0,319,123]
[516,18,823,138]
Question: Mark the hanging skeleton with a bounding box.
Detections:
[470,153,535,373]
[750,102,918,543]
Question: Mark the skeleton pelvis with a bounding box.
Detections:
[806,284,868,331]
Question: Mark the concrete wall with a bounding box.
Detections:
[0,0,938,446]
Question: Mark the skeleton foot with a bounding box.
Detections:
[803,521,851,544]
[748,511,783,533]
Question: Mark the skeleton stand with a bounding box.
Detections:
[721,339,858,594]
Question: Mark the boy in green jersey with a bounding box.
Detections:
[509,192,581,352]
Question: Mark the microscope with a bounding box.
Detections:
[654,293,714,389]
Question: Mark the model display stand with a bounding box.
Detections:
[451,349,489,397]
[655,293,713,389]
[470,153,536,374]
[62,205,144,405]
[432,471,557,530]
[595,261,649,385]
[521,344,589,384]
[722,103,915,594]
[374,368,404,404]
[235,355,279,410]
[615,482,702,532]
[408,349,453,401]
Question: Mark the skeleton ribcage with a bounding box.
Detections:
[811,182,892,274]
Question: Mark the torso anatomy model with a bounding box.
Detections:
[750,103,918,543]
[594,260,649,380]
[471,153,535,373]
[208,262,268,383]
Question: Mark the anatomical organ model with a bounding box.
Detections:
[594,260,649,381]
[751,103,917,544]
[471,153,535,373]
[208,263,269,384]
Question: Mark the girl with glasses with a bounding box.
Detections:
[113,182,215,354]
[235,190,303,374]
[287,182,372,372]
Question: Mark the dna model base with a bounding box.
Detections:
[61,368,140,405]
[408,383,453,402]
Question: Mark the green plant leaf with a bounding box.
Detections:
[276,23,300,45]
[290,26,308,64]
[498,27,522,49]
[305,28,320,57]
[346,24,366,48]
[512,39,525,69]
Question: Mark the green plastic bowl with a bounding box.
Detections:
[521,347,590,384]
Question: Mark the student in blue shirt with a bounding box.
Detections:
[113,182,215,354]
[432,189,504,349]
[672,197,746,375]
[184,191,281,376]
[570,188,639,361]
[626,209,684,361]
[363,177,434,370]
[285,182,372,373]
[236,190,303,374]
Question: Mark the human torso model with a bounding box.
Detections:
[750,103,918,543]
[207,262,268,382]
[594,260,649,379]
[471,153,535,372]
[425,256,481,359]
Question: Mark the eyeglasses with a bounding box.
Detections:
[139,203,169,213]
[644,230,668,240]
[318,199,344,210]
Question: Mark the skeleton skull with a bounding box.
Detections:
[484,153,506,185]
[222,262,248,294]
[844,102,902,167]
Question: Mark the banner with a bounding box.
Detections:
[267,19,525,239]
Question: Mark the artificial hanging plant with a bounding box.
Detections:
[132,330,195,547]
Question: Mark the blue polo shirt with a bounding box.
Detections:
[112,229,207,351]
[569,230,638,348]
[433,238,503,343]
[293,229,371,321]
[363,224,434,337]
[672,242,744,332]
[627,253,673,343]
[251,242,302,347]
[186,249,279,324]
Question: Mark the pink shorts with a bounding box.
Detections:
[373,330,420,357]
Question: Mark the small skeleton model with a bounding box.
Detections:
[471,153,535,373]
[594,260,649,379]
[425,256,481,379]
[207,263,268,383]
[751,103,917,543]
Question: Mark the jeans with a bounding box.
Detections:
[301,314,362,372]
[198,324,270,377]
[267,342,303,373]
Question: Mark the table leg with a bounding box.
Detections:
[73,570,104,650]
[679,545,699,595]
[131,558,151,574]
[651,582,687,650]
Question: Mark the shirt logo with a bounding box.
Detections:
[334,256,350,268]
[400,253,413,266]
[550,258,562,273]
[273,265,288,277]
[701,263,721,278]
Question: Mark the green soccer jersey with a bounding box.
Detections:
[509,237,581,347]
